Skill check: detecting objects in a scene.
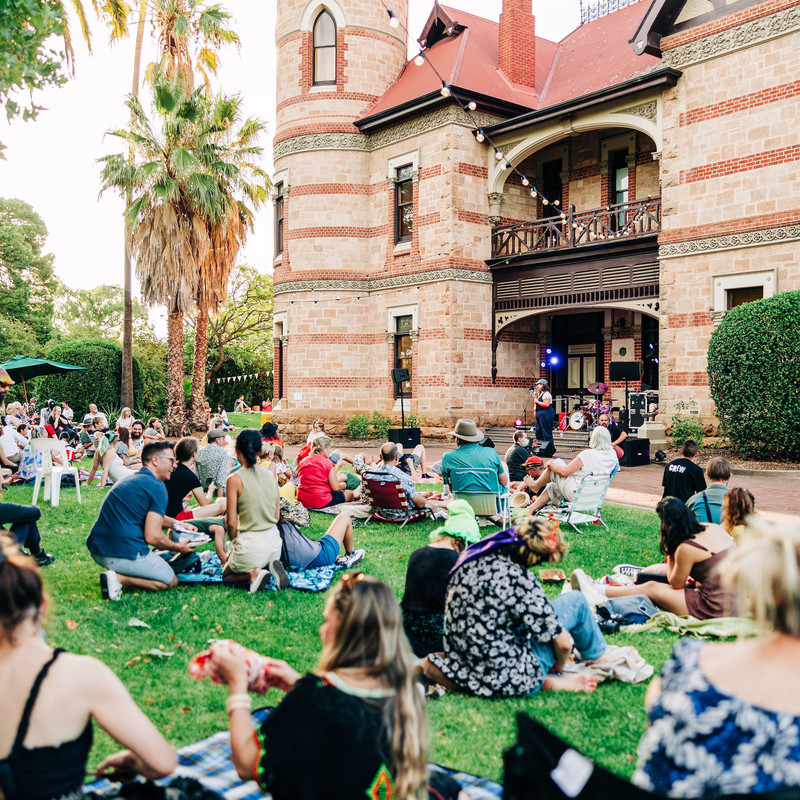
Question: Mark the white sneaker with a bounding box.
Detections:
[341,549,365,569]
[249,569,270,594]
[570,568,608,611]
[100,570,122,601]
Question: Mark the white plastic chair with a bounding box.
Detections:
[450,468,510,528]
[31,439,82,508]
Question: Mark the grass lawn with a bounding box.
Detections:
[3,432,679,786]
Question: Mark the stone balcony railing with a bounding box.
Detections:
[491,197,662,259]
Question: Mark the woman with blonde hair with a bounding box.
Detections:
[634,520,800,797]
[425,517,614,696]
[296,435,358,509]
[116,407,133,429]
[0,535,176,795]
[209,573,462,800]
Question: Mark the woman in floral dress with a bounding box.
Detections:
[424,517,614,696]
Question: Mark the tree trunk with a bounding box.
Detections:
[120,0,148,411]
[188,308,209,431]
[164,310,187,436]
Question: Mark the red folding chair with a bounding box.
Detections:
[361,471,433,529]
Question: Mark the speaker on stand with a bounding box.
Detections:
[609,361,642,433]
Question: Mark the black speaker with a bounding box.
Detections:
[609,361,642,381]
[387,428,421,447]
[391,368,411,384]
[629,392,648,429]
[620,436,650,467]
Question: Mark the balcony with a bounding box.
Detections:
[491,197,661,260]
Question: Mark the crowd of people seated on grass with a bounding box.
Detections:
[6,380,800,798]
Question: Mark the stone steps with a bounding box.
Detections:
[486,426,590,450]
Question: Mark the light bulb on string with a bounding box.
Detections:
[530,189,537,198]
[521,177,529,187]
[494,148,503,160]
[554,199,560,207]
[467,101,476,111]
[542,198,549,205]
[475,130,485,143]
[414,53,425,66]
[387,10,400,28]
[440,83,451,97]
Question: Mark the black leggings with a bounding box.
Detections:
[0,502,43,555]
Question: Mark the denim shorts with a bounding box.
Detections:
[307,534,339,568]
[92,551,175,584]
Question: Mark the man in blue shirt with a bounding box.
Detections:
[87,441,197,600]
[441,419,508,496]
[687,456,731,524]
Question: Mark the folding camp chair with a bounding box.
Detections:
[360,471,432,529]
[536,470,615,533]
[450,468,510,528]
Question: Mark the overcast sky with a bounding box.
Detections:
[0,0,581,306]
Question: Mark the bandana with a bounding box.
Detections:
[449,527,519,576]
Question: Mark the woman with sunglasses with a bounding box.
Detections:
[424,516,615,697]
[209,573,463,800]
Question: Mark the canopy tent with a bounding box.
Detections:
[0,355,86,404]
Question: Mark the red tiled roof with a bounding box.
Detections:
[358,1,662,124]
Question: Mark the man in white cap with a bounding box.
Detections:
[441,418,508,497]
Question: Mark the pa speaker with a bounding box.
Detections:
[387,428,421,447]
[620,437,650,467]
[391,368,411,384]
[609,361,642,381]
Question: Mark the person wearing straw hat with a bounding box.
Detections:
[441,418,507,497]
[0,367,15,417]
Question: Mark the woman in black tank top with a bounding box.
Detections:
[0,536,177,799]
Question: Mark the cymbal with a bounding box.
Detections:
[587,382,608,395]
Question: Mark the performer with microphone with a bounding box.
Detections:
[533,378,555,455]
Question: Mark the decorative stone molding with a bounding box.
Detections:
[613,101,657,123]
[274,107,503,160]
[659,224,800,259]
[488,192,504,226]
[273,268,493,295]
[279,335,289,345]
[662,5,800,69]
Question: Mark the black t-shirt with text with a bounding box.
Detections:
[661,457,706,503]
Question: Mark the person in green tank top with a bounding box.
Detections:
[222,429,289,593]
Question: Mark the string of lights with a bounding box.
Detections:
[382,3,575,227]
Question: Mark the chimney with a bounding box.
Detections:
[499,0,536,88]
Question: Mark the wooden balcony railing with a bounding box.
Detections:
[491,197,661,259]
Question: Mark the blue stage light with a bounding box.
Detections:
[549,356,559,365]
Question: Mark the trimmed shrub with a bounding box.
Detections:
[37,340,144,417]
[707,290,800,460]
[346,414,371,440]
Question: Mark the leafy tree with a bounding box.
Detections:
[99,79,268,435]
[53,283,152,341]
[208,265,273,376]
[0,198,57,345]
[0,1,129,155]
[707,290,800,460]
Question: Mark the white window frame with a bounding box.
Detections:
[710,269,775,324]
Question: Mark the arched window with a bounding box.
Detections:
[313,10,336,85]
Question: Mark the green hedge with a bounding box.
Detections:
[707,290,800,460]
[37,340,144,417]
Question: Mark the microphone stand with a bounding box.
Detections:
[521,389,536,428]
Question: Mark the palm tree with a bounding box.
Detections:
[99,79,267,435]
[119,0,239,411]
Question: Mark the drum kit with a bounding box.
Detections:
[559,382,615,431]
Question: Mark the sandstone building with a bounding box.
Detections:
[272,0,800,434]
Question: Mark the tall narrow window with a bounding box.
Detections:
[542,159,562,219]
[394,315,413,398]
[610,148,629,231]
[395,165,413,243]
[274,183,284,257]
[313,10,336,85]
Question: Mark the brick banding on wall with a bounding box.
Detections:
[680,80,800,127]
[680,145,800,184]
[277,92,380,112]
[666,312,713,328]
[659,208,800,244]
[458,163,489,179]
[665,372,710,387]
[273,122,362,145]
[661,0,799,51]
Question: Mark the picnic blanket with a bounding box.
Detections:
[86,708,502,799]
[626,611,761,638]
[177,553,342,592]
